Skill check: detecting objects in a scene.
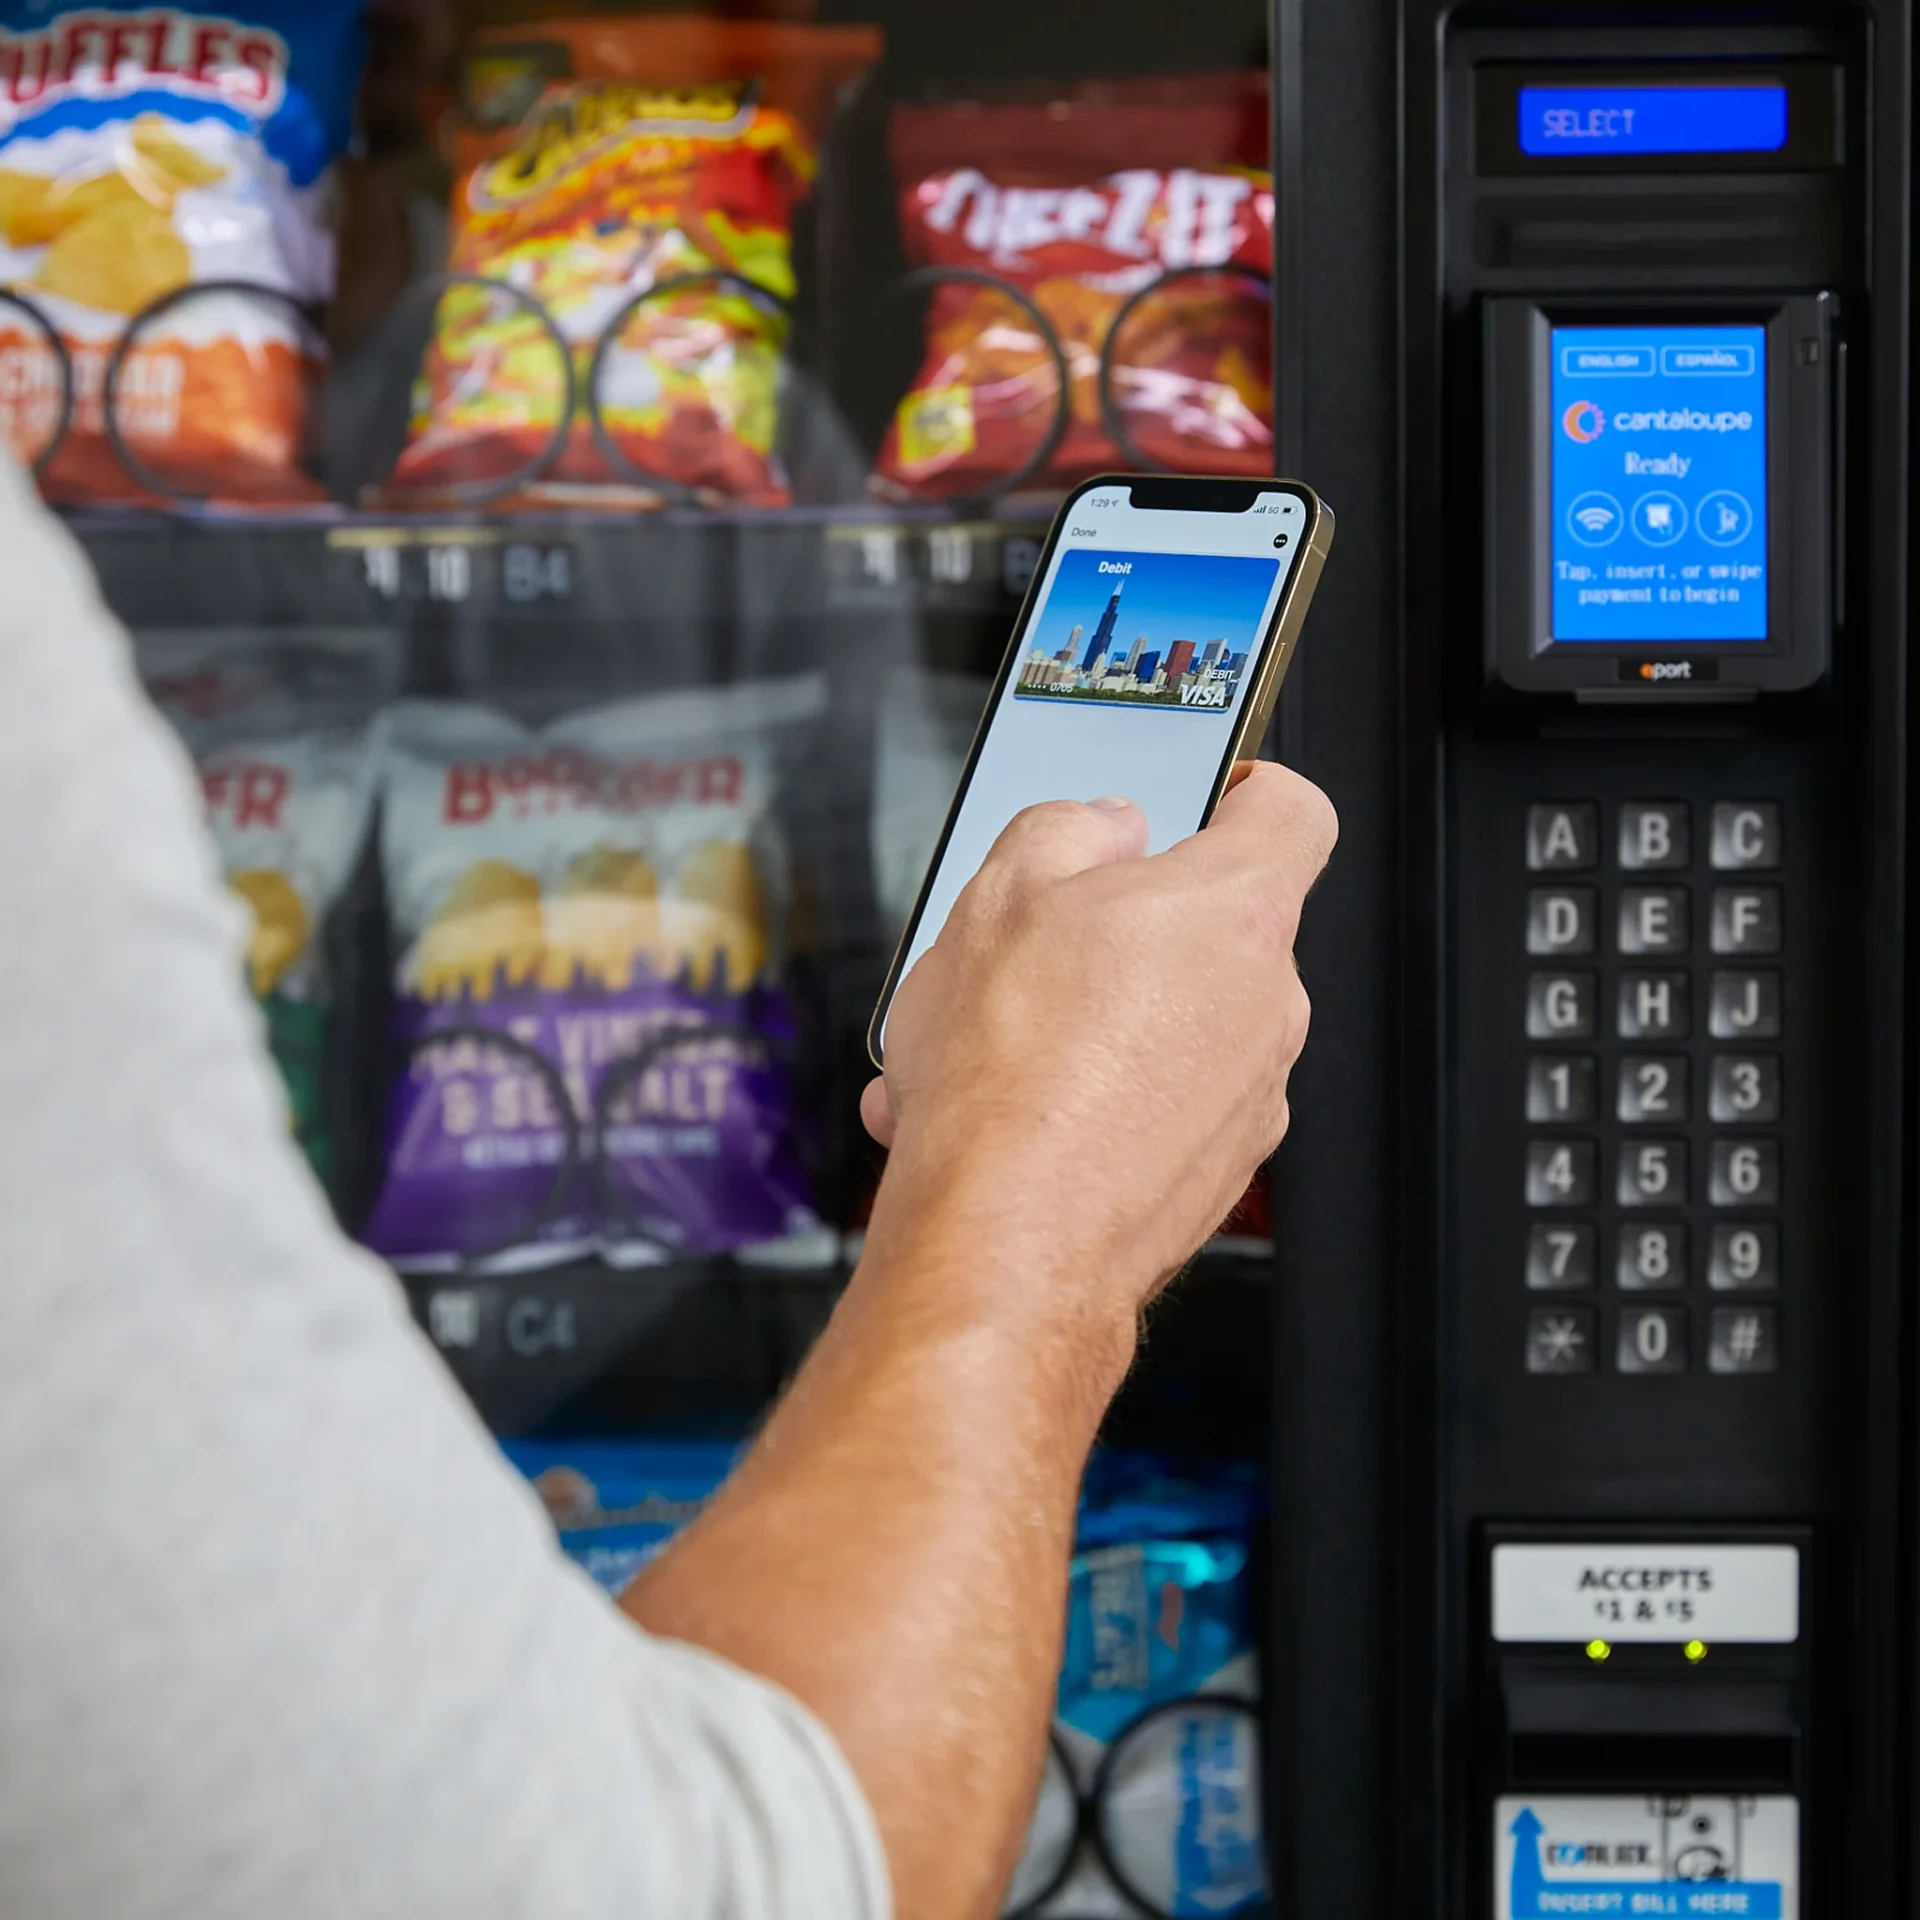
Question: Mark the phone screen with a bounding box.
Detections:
[882,483,1314,1047]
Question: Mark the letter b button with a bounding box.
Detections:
[1619,803,1690,872]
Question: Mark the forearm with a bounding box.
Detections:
[625,1152,1139,1920]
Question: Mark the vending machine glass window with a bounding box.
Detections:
[0,3,1291,1913]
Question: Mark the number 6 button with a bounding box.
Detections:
[1710,1139,1780,1207]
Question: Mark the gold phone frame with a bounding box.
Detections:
[868,473,1335,1069]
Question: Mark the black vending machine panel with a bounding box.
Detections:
[1396,7,1911,1919]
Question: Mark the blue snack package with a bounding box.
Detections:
[504,1437,740,1597]
[1009,1453,1269,1920]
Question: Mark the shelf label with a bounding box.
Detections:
[1491,1542,1799,1643]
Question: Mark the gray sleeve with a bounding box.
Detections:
[0,454,890,1920]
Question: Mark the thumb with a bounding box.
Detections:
[967,795,1149,910]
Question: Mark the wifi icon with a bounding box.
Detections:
[1566,490,1624,546]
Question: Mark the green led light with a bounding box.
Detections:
[1685,1639,1709,1664]
[1585,1638,1612,1662]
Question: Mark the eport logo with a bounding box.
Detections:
[1562,399,1605,443]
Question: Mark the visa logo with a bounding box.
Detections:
[1179,682,1230,708]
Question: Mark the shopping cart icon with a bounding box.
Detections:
[1697,489,1754,546]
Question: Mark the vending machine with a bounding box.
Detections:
[1275,2,1915,1915]
[3,0,1913,1914]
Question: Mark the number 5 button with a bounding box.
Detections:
[1618,1139,1687,1206]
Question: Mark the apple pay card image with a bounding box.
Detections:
[1496,1796,1797,1920]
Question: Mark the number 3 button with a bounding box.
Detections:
[1709,1055,1780,1123]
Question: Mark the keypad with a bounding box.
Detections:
[1520,799,1786,1376]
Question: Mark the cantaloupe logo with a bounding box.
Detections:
[1562,399,1605,443]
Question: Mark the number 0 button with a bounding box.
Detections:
[1619,1306,1689,1374]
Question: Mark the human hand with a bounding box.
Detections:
[861,763,1337,1322]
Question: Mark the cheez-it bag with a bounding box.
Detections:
[388,16,877,509]
[0,3,363,503]
[875,74,1273,499]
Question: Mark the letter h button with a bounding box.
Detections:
[1619,971,1689,1041]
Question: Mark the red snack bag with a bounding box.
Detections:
[386,15,877,509]
[874,74,1273,500]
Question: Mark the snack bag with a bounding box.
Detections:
[505,1436,738,1596]
[386,16,877,508]
[875,75,1272,500]
[362,676,828,1273]
[147,636,384,1189]
[0,4,363,502]
[1010,1454,1268,1918]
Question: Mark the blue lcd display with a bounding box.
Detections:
[1550,324,1768,643]
[1519,85,1788,157]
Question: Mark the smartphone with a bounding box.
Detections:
[869,473,1333,1066]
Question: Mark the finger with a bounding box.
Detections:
[965,795,1149,910]
[860,1075,897,1149]
[1169,761,1338,896]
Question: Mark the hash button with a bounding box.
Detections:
[1709,1306,1779,1374]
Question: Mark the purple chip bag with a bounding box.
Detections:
[361,680,829,1272]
